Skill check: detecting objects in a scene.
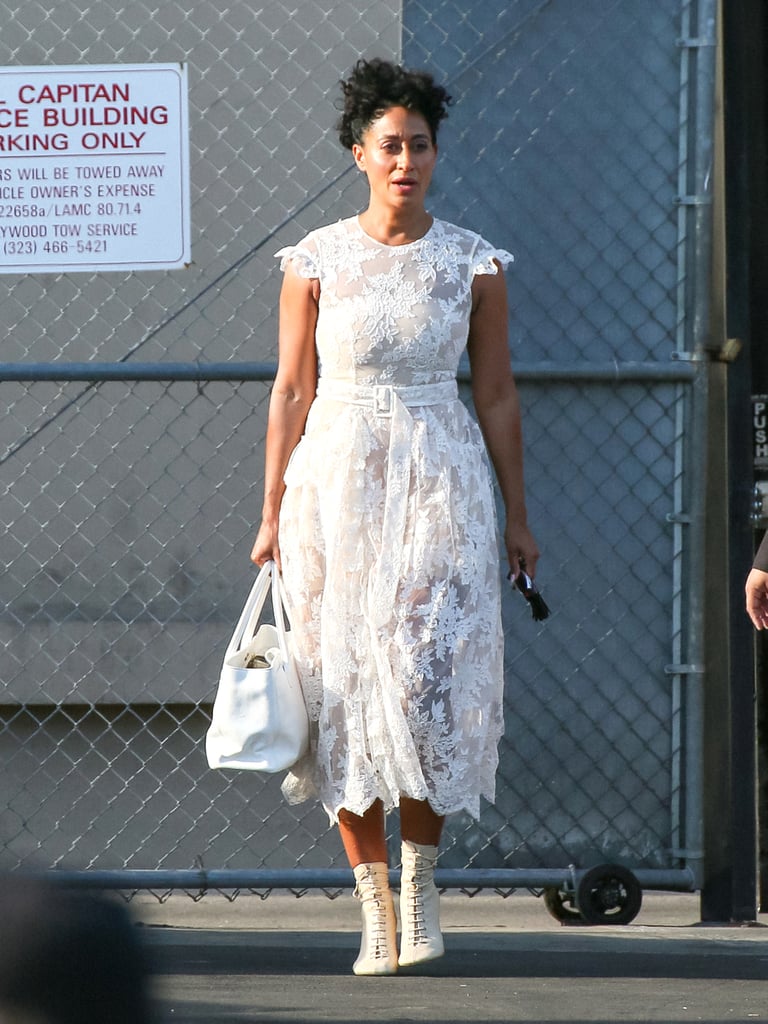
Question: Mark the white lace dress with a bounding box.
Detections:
[275,215,513,823]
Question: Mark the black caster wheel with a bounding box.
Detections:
[543,886,584,925]
[575,864,642,926]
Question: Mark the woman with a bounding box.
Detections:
[251,57,539,975]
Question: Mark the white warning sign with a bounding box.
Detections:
[0,63,190,273]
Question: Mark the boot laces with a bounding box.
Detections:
[404,862,434,943]
[369,898,391,955]
[355,876,392,958]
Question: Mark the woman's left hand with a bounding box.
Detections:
[505,520,540,580]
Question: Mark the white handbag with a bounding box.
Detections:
[206,560,309,772]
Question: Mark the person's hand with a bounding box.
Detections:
[505,520,540,580]
[746,567,768,630]
[250,520,281,571]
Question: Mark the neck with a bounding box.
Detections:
[357,207,433,245]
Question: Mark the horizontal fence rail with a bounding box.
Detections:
[41,866,697,894]
[0,361,697,383]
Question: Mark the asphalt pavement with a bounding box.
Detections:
[131,892,768,1023]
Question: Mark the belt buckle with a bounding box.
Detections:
[373,385,394,417]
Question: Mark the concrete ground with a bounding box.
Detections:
[132,892,768,1023]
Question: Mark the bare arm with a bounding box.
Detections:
[250,263,319,569]
[467,263,539,579]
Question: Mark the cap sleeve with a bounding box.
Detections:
[274,243,319,279]
[472,239,514,277]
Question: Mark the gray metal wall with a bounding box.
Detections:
[0,0,710,883]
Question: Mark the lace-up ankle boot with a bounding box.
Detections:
[398,840,444,966]
[352,862,398,976]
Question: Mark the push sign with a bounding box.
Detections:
[0,63,190,273]
[752,395,768,525]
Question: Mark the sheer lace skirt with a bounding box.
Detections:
[278,391,504,823]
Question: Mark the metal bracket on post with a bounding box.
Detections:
[675,194,713,206]
[676,36,717,48]
[665,663,705,676]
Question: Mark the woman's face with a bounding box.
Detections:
[352,106,438,211]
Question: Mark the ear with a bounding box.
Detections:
[352,143,366,172]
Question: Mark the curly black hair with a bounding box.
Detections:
[336,57,452,150]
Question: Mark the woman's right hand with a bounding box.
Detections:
[250,520,281,571]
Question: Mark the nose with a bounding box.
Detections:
[397,145,415,169]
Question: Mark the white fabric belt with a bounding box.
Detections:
[316,378,458,417]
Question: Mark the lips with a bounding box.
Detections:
[392,177,417,187]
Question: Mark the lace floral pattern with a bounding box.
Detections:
[275,217,513,822]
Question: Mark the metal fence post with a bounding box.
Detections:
[700,0,758,922]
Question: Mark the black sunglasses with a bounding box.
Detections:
[508,562,550,622]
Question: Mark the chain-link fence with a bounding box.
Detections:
[0,0,714,898]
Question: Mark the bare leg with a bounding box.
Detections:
[399,796,444,846]
[337,799,387,868]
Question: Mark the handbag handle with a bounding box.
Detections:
[270,562,293,663]
[227,560,292,662]
[227,561,271,658]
